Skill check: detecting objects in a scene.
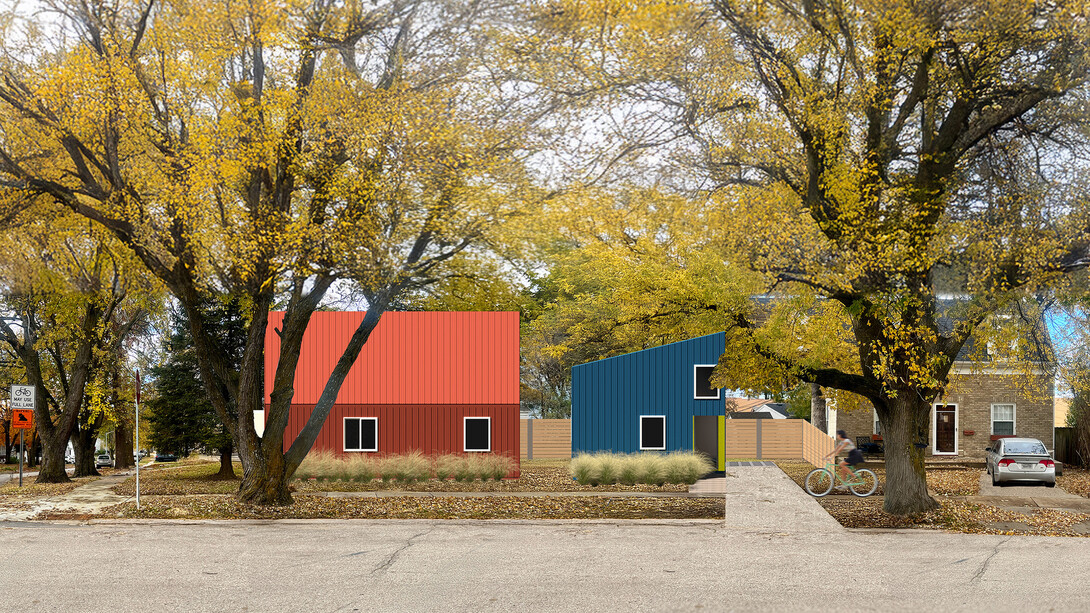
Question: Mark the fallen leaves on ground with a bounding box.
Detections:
[775,461,980,497]
[0,477,99,498]
[1057,469,1090,498]
[819,497,1090,537]
[112,459,690,497]
[100,494,723,521]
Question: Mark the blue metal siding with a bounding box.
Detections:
[571,332,726,454]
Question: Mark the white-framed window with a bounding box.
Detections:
[873,409,881,435]
[991,404,1016,436]
[640,415,666,450]
[693,364,720,400]
[344,417,378,452]
[464,417,491,452]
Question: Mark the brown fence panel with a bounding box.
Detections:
[724,421,759,458]
[723,419,833,465]
[1055,427,1080,466]
[521,419,572,459]
[759,420,804,459]
[801,420,835,467]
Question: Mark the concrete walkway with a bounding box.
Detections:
[694,464,843,533]
[0,470,133,521]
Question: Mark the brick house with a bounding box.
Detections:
[830,305,1055,459]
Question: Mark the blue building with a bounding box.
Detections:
[571,333,726,467]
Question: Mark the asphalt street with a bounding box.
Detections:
[1,518,1089,612]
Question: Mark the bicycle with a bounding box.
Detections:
[804,461,878,497]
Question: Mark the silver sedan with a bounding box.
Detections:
[985,437,1056,487]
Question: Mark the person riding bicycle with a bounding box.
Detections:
[825,430,864,488]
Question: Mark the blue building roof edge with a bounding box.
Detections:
[572,332,725,372]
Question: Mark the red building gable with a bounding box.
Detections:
[264,310,520,406]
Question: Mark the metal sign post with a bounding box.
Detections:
[135,370,141,509]
[11,385,35,487]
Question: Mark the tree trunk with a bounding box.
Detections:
[35,430,69,483]
[215,440,236,480]
[115,419,134,469]
[71,417,102,477]
[879,395,939,515]
[237,450,292,505]
[810,383,827,435]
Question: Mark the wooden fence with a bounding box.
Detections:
[1055,427,1083,467]
[723,419,835,467]
[520,419,571,459]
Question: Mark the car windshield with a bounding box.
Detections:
[1005,441,1047,455]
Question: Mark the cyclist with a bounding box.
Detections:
[825,430,864,488]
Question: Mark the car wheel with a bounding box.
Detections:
[1046,481,1056,488]
[991,469,998,486]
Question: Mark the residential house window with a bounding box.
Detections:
[640,415,666,450]
[873,410,881,436]
[991,404,1015,436]
[344,417,378,452]
[464,417,491,452]
[694,365,719,400]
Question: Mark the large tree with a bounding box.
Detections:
[0,0,550,503]
[0,209,151,482]
[526,1,1090,514]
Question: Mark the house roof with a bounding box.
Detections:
[728,412,772,419]
[264,311,520,406]
[725,398,770,413]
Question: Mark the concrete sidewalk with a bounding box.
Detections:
[0,470,133,521]
[695,464,843,533]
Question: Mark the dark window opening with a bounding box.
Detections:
[641,416,666,450]
[344,418,377,452]
[465,417,490,452]
[695,365,719,399]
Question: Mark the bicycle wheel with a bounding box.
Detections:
[805,468,834,497]
[850,469,878,497]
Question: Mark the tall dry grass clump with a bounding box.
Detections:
[434,454,461,480]
[570,454,597,485]
[569,452,712,485]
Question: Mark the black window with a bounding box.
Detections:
[344,418,377,452]
[694,365,718,399]
[465,417,491,452]
[640,416,666,450]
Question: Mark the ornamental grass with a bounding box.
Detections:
[569,452,713,486]
[295,450,513,484]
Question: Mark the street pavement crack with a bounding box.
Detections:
[971,536,1010,584]
[370,527,434,576]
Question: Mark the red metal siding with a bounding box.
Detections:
[284,403,521,477]
[264,311,519,406]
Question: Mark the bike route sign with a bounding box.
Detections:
[10,385,34,410]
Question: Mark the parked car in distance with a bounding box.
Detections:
[95,453,113,468]
[985,437,1056,487]
[155,452,177,462]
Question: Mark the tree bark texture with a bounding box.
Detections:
[810,383,827,435]
[877,395,939,515]
[215,440,236,480]
[71,423,101,478]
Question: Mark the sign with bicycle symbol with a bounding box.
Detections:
[10,385,34,410]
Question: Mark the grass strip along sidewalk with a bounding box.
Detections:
[776,461,1090,537]
[92,458,719,521]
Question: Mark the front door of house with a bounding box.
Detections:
[935,405,957,454]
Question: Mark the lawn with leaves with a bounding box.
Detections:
[776,461,1090,537]
[113,459,691,497]
[0,476,99,499]
[103,494,722,520]
[1057,468,1090,498]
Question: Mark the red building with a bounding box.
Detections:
[264,311,520,475]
